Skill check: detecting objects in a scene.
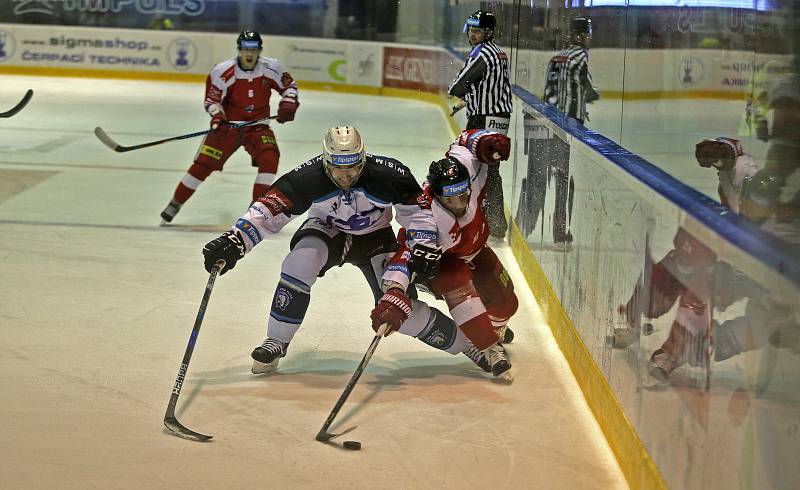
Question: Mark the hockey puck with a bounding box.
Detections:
[343,440,361,451]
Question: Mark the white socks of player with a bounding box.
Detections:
[251,338,289,374]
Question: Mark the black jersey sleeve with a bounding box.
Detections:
[366,155,438,249]
[448,52,488,98]
[228,156,330,253]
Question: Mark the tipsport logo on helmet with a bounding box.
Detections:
[330,153,362,166]
[167,37,197,71]
[0,30,17,63]
[442,180,469,197]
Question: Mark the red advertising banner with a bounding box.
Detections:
[383,46,449,93]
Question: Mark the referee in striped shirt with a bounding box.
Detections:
[448,10,513,239]
[543,17,598,124]
[521,17,598,245]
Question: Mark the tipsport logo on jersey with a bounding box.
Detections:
[166,37,197,71]
[0,30,17,63]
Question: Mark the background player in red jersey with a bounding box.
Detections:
[376,129,518,380]
[160,30,299,223]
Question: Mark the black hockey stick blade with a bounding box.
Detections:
[0,89,33,118]
[315,425,356,442]
[164,415,213,442]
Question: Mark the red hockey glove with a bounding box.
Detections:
[475,133,511,163]
[210,113,229,132]
[276,96,299,123]
[370,288,412,336]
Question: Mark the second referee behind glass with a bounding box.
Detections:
[448,10,513,240]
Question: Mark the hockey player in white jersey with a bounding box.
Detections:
[201,126,493,374]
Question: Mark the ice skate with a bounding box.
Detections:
[251,338,289,374]
[461,343,492,373]
[496,325,514,344]
[483,343,513,382]
[647,348,680,383]
[160,198,182,225]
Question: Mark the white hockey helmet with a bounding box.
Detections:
[322,126,366,189]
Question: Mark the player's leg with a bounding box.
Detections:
[348,229,493,373]
[251,218,345,374]
[470,246,519,343]
[160,130,239,223]
[243,125,280,200]
[428,255,511,378]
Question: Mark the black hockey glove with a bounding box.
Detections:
[203,230,246,275]
[409,244,442,282]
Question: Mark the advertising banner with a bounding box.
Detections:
[382,46,447,93]
[0,23,215,74]
[280,39,347,84]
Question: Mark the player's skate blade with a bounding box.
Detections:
[251,358,280,374]
[494,367,514,383]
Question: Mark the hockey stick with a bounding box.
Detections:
[95,116,278,153]
[0,89,33,118]
[315,323,390,443]
[163,261,224,442]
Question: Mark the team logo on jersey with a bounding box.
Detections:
[258,187,291,215]
[167,37,197,71]
[0,30,17,63]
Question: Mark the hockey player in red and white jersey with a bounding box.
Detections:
[201,126,497,375]
[376,129,518,380]
[618,137,759,382]
[160,30,299,223]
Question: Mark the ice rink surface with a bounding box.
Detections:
[0,75,625,489]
